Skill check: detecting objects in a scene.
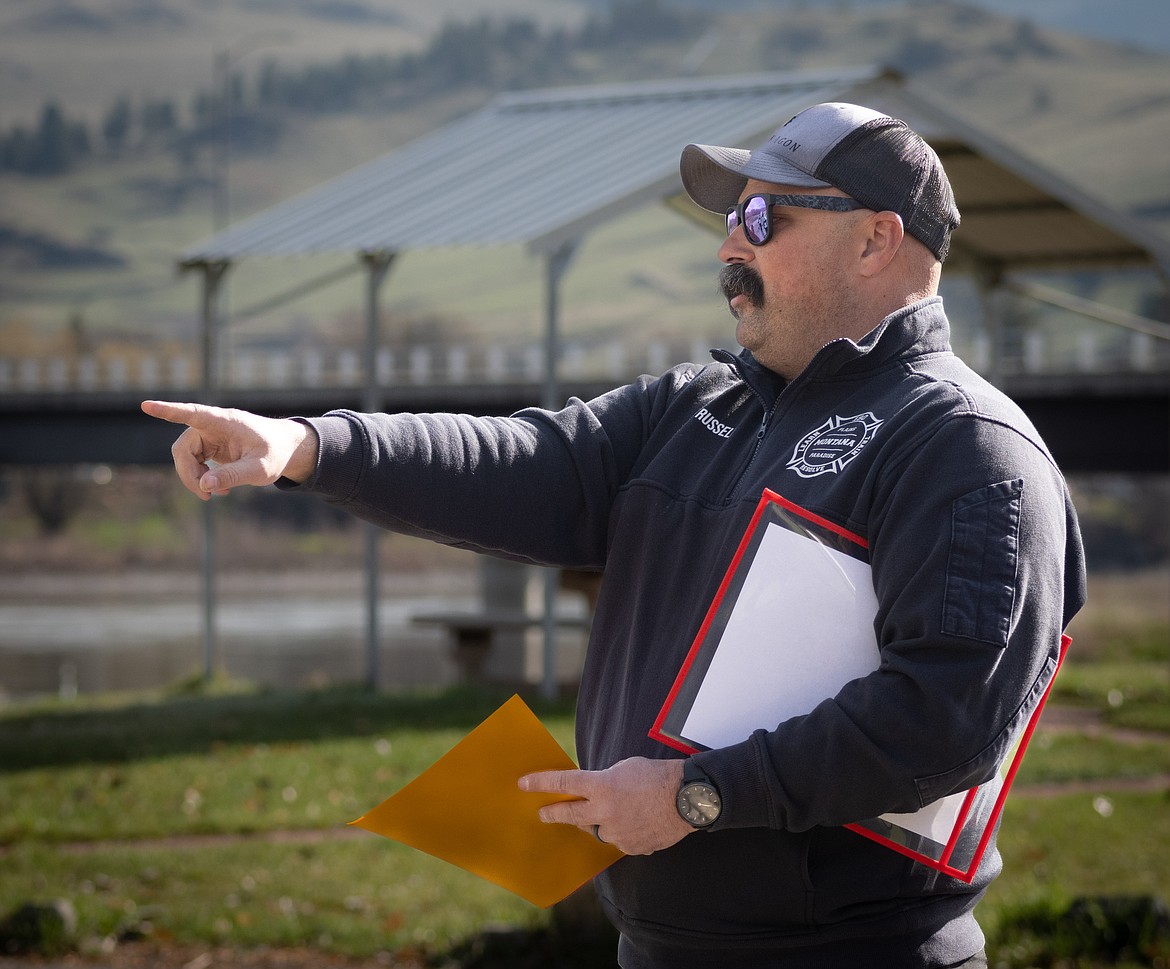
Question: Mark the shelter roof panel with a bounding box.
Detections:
[955,211,1149,267]
[937,146,1052,207]
[885,87,1170,273]
[181,67,886,261]
[180,68,1170,277]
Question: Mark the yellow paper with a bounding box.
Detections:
[349,694,624,908]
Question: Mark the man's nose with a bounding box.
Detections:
[718,230,752,264]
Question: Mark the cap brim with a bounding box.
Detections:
[680,143,831,213]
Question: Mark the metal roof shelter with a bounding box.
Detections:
[184,65,1170,270]
[180,66,1170,694]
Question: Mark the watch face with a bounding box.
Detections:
[677,782,721,827]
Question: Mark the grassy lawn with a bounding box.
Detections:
[0,684,575,962]
[0,684,577,845]
[2,631,1168,966]
[1,838,545,957]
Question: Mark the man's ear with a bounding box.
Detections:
[858,211,905,277]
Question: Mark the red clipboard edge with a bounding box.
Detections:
[646,487,1071,884]
[765,489,870,551]
[648,490,867,753]
[844,633,1072,883]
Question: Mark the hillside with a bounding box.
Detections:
[0,0,587,126]
[2,0,1169,357]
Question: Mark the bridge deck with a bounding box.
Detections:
[2,334,1167,472]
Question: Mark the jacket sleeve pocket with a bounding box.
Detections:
[941,478,1023,648]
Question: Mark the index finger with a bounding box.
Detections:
[518,769,592,798]
[141,400,221,426]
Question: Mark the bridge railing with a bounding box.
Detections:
[965,328,1166,376]
[0,336,720,396]
[0,328,1165,396]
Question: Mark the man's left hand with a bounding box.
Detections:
[519,757,692,856]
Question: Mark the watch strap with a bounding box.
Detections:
[682,759,713,787]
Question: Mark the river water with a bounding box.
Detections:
[0,569,485,700]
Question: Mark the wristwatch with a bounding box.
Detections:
[676,760,722,828]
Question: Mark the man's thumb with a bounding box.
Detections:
[200,459,254,494]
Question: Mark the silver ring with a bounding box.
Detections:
[592,825,605,843]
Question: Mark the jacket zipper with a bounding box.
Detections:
[713,350,787,500]
[733,393,784,499]
[717,347,840,499]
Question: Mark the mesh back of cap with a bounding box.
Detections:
[818,120,959,261]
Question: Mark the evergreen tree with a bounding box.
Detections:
[103,97,132,153]
[141,99,178,141]
[34,102,73,173]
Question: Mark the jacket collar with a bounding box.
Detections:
[716,296,951,395]
[837,296,952,373]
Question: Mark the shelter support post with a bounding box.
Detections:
[973,261,1006,387]
[540,241,581,701]
[190,260,232,683]
[1159,268,1170,490]
[360,250,398,690]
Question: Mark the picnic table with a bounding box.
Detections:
[412,608,591,683]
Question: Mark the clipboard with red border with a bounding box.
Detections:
[649,488,1069,883]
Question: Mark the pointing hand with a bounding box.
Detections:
[141,400,318,500]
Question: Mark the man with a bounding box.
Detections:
[144,102,1085,968]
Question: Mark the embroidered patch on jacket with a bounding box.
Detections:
[694,407,735,439]
[786,412,884,478]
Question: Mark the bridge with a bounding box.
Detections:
[2,321,1167,473]
[9,70,1169,476]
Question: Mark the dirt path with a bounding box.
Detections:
[1011,704,1170,797]
[1037,704,1170,747]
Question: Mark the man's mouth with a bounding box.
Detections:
[719,264,764,311]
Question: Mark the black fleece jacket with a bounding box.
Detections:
[286,298,1086,968]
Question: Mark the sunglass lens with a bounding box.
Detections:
[744,196,769,245]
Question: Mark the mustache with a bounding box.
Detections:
[719,264,764,307]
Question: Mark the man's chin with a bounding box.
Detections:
[734,318,755,350]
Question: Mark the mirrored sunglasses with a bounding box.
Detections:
[726,193,868,246]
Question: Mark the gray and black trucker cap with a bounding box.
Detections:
[680,102,960,261]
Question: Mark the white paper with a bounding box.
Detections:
[678,517,998,849]
[880,790,969,843]
[680,521,881,750]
